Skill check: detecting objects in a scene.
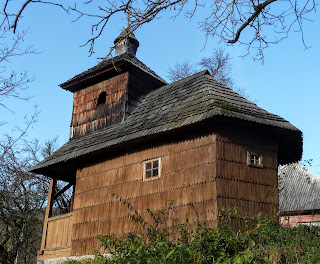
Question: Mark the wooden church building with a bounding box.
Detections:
[31,29,302,262]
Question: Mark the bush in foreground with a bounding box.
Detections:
[64,206,320,264]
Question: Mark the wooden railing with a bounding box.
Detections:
[38,179,75,261]
[44,212,73,249]
[38,212,73,260]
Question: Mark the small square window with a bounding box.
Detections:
[143,158,161,180]
[247,151,263,168]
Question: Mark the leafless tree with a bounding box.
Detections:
[0,29,35,113]
[168,48,251,99]
[0,137,73,264]
[168,48,233,85]
[168,61,196,82]
[1,0,316,60]
[0,26,71,263]
[0,27,37,163]
[0,138,52,264]
[199,49,233,88]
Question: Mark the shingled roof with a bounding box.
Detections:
[60,53,166,91]
[31,70,302,177]
[279,163,320,213]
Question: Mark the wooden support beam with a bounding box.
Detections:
[54,182,73,200]
[40,178,56,251]
[70,184,75,212]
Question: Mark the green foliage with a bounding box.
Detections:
[63,205,320,264]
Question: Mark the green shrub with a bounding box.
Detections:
[63,203,320,264]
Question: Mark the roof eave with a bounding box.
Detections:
[30,115,302,179]
[280,209,320,216]
[59,61,127,92]
[60,57,167,92]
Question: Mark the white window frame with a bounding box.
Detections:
[143,158,161,181]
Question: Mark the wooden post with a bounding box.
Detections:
[39,178,56,254]
[70,184,75,212]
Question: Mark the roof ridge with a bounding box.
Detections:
[169,70,210,85]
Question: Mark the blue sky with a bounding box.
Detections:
[1,3,320,175]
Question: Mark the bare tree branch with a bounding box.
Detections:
[0,136,64,263]
[11,0,69,33]
[228,0,278,44]
[168,48,252,99]
[0,29,36,113]
[168,49,233,86]
[0,16,65,264]
[1,0,317,60]
[199,48,234,88]
[0,107,39,161]
[167,61,197,82]
[12,0,33,33]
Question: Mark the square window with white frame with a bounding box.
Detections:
[143,158,161,180]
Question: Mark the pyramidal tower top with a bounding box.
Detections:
[114,25,140,57]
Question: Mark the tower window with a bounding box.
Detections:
[247,151,263,168]
[97,91,107,106]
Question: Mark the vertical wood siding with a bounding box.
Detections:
[70,72,129,138]
[69,70,161,139]
[71,134,217,256]
[215,132,279,223]
[125,71,160,118]
[45,213,72,249]
[50,128,280,257]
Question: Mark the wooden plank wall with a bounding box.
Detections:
[71,134,217,256]
[70,72,129,138]
[38,213,73,261]
[215,132,279,226]
[45,213,73,249]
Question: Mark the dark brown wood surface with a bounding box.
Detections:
[71,134,217,256]
[70,72,129,138]
[69,69,162,139]
[39,128,280,259]
[215,132,279,220]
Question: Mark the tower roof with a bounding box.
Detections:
[114,27,140,57]
[114,27,139,46]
